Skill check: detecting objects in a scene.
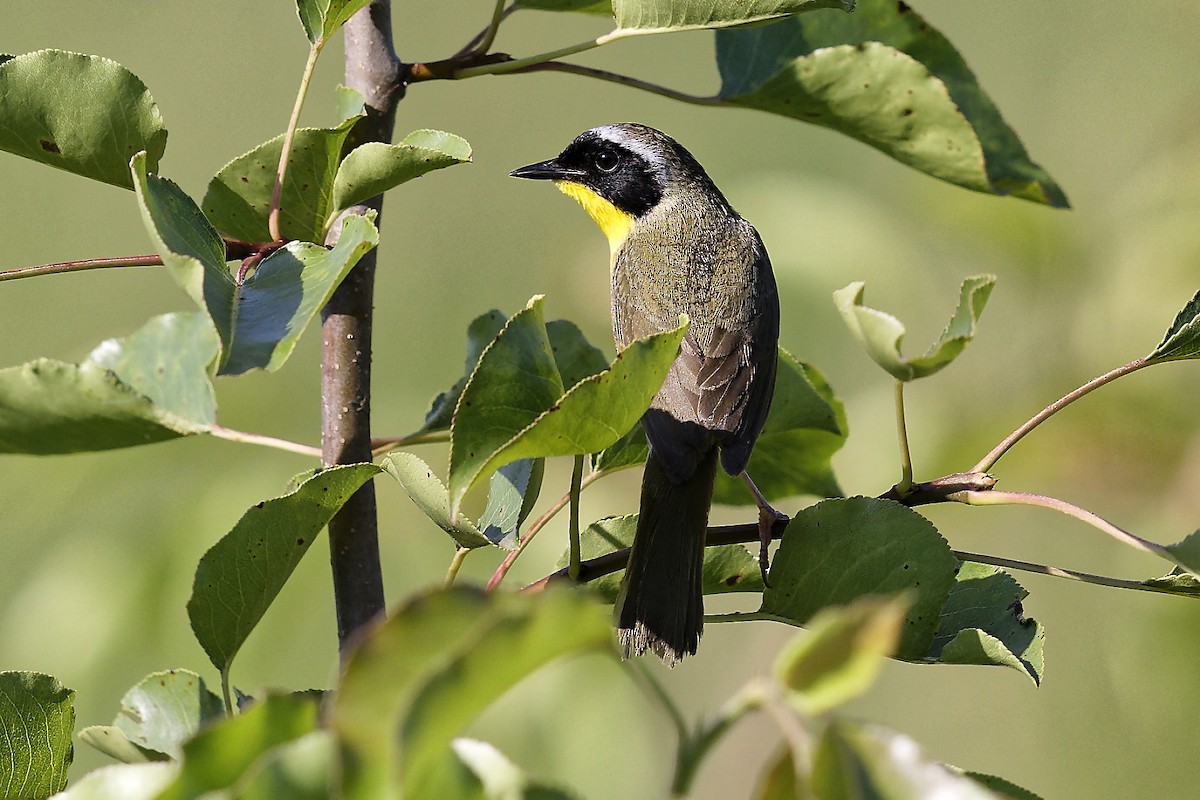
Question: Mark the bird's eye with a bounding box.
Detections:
[595,150,619,173]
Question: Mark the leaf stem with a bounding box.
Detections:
[488,468,603,590]
[507,61,722,106]
[893,380,914,495]
[453,32,620,78]
[954,488,1179,564]
[971,357,1148,473]
[568,454,585,581]
[950,549,1188,596]
[459,0,515,56]
[0,254,163,283]
[209,425,323,458]
[370,429,450,457]
[444,546,471,587]
[270,38,326,242]
[220,669,234,716]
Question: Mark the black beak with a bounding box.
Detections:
[509,159,584,181]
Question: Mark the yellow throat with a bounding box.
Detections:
[554,180,634,256]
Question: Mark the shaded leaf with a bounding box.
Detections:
[78,726,162,765]
[0,672,74,799]
[814,720,1001,799]
[1148,289,1200,362]
[591,424,649,474]
[612,0,851,34]
[773,594,910,715]
[478,459,545,549]
[558,515,765,601]
[1165,529,1200,575]
[448,296,685,517]
[928,562,1044,685]
[332,130,472,211]
[0,50,167,189]
[297,0,373,43]
[763,497,958,660]
[714,351,845,504]
[0,313,217,454]
[753,746,805,800]
[48,763,177,800]
[963,772,1045,800]
[154,693,320,800]
[546,319,611,388]
[202,117,361,244]
[187,464,381,674]
[515,0,612,11]
[1141,567,1200,598]
[453,739,581,800]
[716,1,1067,205]
[216,213,379,375]
[422,310,508,433]
[381,452,493,549]
[218,731,334,800]
[331,588,613,800]
[833,275,995,382]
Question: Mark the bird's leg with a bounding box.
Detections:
[740,472,788,586]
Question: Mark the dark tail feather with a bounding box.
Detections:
[616,447,717,666]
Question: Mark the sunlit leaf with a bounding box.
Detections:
[833,275,995,382]
[927,562,1044,685]
[814,720,1001,799]
[49,763,177,800]
[0,50,166,189]
[558,515,765,600]
[381,452,493,549]
[0,672,74,798]
[216,731,334,800]
[773,594,910,715]
[332,130,472,212]
[0,313,217,454]
[297,0,373,43]
[202,116,361,244]
[1165,530,1200,575]
[716,0,1068,205]
[78,670,223,764]
[612,0,852,34]
[714,351,845,504]
[331,588,613,800]
[154,693,321,800]
[1147,289,1200,362]
[452,739,581,800]
[763,497,958,660]
[448,296,685,517]
[187,464,381,675]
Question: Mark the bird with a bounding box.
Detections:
[511,123,780,665]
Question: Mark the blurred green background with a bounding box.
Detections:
[4,2,1200,797]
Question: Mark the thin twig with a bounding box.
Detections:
[209,425,323,458]
[269,39,326,242]
[507,61,723,106]
[370,429,450,457]
[456,0,515,57]
[0,254,163,283]
[452,32,619,78]
[951,549,1189,596]
[971,358,1149,473]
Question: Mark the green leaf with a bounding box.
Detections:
[716,1,1068,205]
[0,672,75,799]
[1147,289,1200,362]
[1165,530,1200,574]
[962,772,1045,800]
[331,588,613,800]
[546,319,611,388]
[773,594,910,715]
[559,515,765,601]
[514,0,613,12]
[928,562,1044,685]
[216,213,379,375]
[154,693,321,800]
[381,452,493,549]
[763,497,958,660]
[49,763,177,800]
[814,720,1002,799]
[79,670,224,764]
[296,0,373,43]
[452,739,581,800]
[332,130,472,212]
[753,747,805,800]
[187,464,381,674]
[612,0,852,34]
[478,459,545,549]
[714,351,845,504]
[448,296,686,516]
[220,731,334,800]
[1140,567,1200,598]
[0,50,167,189]
[833,275,995,382]
[422,310,508,433]
[0,313,218,454]
[202,116,361,244]
[591,424,649,474]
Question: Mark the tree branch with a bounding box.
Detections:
[323,0,405,653]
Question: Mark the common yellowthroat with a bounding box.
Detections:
[511,123,779,664]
